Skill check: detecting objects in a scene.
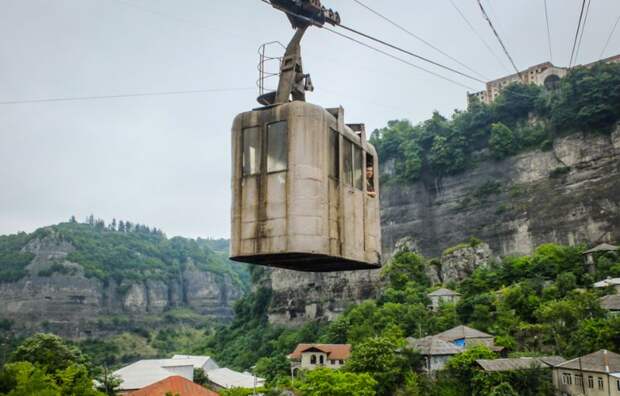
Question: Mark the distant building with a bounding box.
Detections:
[427,288,460,311]
[288,344,351,374]
[552,349,620,396]
[468,54,620,105]
[600,294,620,315]
[407,335,462,373]
[205,368,264,391]
[476,356,565,372]
[434,325,497,349]
[584,244,619,274]
[114,355,220,394]
[126,375,219,396]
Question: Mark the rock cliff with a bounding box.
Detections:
[0,232,244,339]
[266,128,620,324]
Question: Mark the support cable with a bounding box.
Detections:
[544,0,554,63]
[574,0,592,66]
[475,0,522,80]
[350,0,488,81]
[569,0,587,68]
[599,14,620,59]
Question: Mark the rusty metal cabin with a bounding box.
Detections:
[229,0,381,272]
[230,103,381,271]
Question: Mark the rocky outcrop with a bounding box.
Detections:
[382,128,620,258]
[0,235,243,338]
[436,243,492,284]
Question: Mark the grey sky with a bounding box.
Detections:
[1,0,619,239]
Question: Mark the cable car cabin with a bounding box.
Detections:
[230,102,381,272]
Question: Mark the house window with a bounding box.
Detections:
[310,355,316,364]
[242,127,261,176]
[339,360,344,365]
[267,121,287,173]
[598,377,604,390]
[329,129,339,180]
[319,355,324,365]
[588,376,594,388]
[562,373,572,385]
[575,374,583,386]
[617,379,620,391]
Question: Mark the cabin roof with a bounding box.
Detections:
[556,350,620,373]
[289,344,351,360]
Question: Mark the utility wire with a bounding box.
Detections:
[261,0,484,85]
[600,14,620,59]
[350,0,489,81]
[569,0,587,68]
[475,0,522,80]
[446,0,509,73]
[0,88,255,105]
[543,0,553,63]
[323,26,476,90]
[574,0,592,66]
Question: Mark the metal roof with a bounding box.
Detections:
[476,357,565,372]
[206,368,265,389]
[171,355,219,371]
[407,336,463,356]
[593,278,620,288]
[113,360,194,390]
[428,288,460,297]
[556,350,620,373]
[435,325,494,342]
[583,244,619,254]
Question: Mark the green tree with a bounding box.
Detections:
[9,333,84,373]
[445,345,496,395]
[0,362,59,396]
[295,368,377,396]
[489,122,517,159]
[489,382,519,396]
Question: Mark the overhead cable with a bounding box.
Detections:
[475,0,522,80]
[569,0,587,68]
[0,88,255,105]
[446,0,509,73]
[543,0,554,63]
[350,0,488,81]
[599,14,620,59]
[574,0,592,66]
[261,0,484,85]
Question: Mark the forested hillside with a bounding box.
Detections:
[370,63,620,182]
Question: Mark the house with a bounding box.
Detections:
[113,355,218,394]
[127,375,219,396]
[427,288,460,311]
[583,244,619,273]
[600,294,620,315]
[552,349,620,396]
[205,368,264,391]
[435,325,497,349]
[288,344,351,374]
[594,277,620,293]
[406,335,463,373]
[476,356,565,372]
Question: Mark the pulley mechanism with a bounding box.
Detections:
[257,0,341,106]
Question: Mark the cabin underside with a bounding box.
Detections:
[230,252,381,272]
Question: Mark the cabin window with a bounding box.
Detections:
[343,139,353,186]
[267,121,288,173]
[242,127,261,176]
[353,145,363,190]
[366,154,375,197]
[329,129,339,180]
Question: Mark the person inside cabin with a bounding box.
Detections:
[366,166,376,197]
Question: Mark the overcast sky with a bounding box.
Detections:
[1,0,619,239]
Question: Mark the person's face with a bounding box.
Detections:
[366,167,373,179]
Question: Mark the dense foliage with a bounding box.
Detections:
[0,219,249,291]
[370,63,620,182]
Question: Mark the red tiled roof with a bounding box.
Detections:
[288,344,351,360]
[127,376,219,396]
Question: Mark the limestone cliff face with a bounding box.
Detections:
[0,235,243,338]
[266,128,620,325]
[382,128,620,258]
